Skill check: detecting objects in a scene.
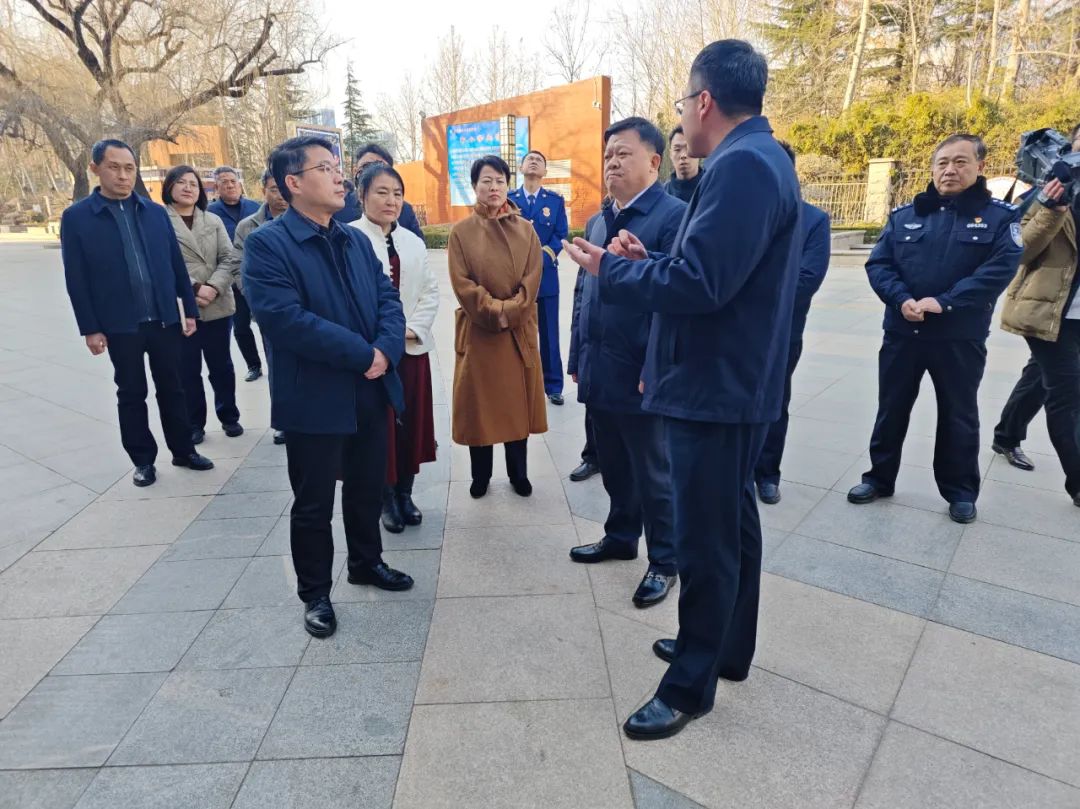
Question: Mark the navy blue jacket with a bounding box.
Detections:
[61,189,198,335]
[241,208,405,434]
[598,117,802,425]
[332,186,424,241]
[866,178,1022,340]
[508,186,569,298]
[207,197,260,241]
[791,202,831,338]
[568,182,686,413]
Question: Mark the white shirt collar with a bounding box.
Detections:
[611,185,651,216]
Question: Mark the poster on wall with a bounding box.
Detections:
[447,118,530,206]
[293,124,344,165]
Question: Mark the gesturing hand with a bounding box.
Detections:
[900,299,924,322]
[85,333,108,355]
[609,229,648,260]
[365,348,389,380]
[562,237,605,276]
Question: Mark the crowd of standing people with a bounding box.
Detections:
[59,36,1078,745]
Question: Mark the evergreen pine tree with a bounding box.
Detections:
[343,62,375,161]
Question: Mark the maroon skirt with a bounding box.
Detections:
[386,352,437,484]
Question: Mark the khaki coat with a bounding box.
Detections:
[166,206,237,322]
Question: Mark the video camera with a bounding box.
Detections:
[1015,128,1080,206]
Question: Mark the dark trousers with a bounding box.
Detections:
[656,419,767,715]
[232,285,263,371]
[105,321,194,466]
[470,439,528,482]
[1026,321,1080,496]
[181,316,240,431]
[537,295,563,396]
[755,338,803,486]
[580,407,598,466]
[993,355,1046,449]
[592,408,677,575]
[286,381,387,602]
[864,334,986,503]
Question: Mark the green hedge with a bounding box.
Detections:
[423,225,585,250]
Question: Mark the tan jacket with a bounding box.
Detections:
[1000,201,1078,342]
[167,206,238,322]
[449,202,548,446]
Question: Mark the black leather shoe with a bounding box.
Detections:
[548,393,565,405]
[245,367,262,382]
[510,477,533,497]
[633,570,676,608]
[623,696,700,741]
[348,561,414,591]
[303,595,336,638]
[1073,493,1080,508]
[652,639,749,681]
[223,422,244,438]
[992,443,1035,471]
[381,491,405,534]
[132,465,156,487]
[949,501,977,524]
[847,482,890,504]
[756,481,781,505]
[569,537,638,564]
[569,461,599,482]
[398,493,422,526]
[470,479,489,498]
[191,428,205,445]
[272,430,286,445]
[172,452,214,471]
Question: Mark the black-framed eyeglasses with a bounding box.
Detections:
[291,162,343,178]
[674,90,704,115]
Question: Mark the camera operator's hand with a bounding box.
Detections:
[1040,178,1070,210]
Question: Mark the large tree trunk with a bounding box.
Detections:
[983,0,1002,95]
[843,0,872,110]
[965,0,982,105]
[1000,0,1030,99]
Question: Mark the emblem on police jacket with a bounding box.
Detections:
[903,223,922,229]
[542,207,551,218]
[1010,222,1023,247]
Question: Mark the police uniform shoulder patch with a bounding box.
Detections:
[891,203,913,214]
[1010,222,1023,247]
[991,199,1018,211]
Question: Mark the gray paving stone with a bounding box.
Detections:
[198,490,291,520]
[795,491,961,569]
[258,662,418,759]
[445,478,571,529]
[163,516,275,562]
[109,557,248,614]
[109,667,293,765]
[949,522,1080,606]
[223,554,344,608]
[53,611,212,675]
[95,459,240,501]
[72,764,247,809]
[0,769,97,809]
[624,669,885,809]
[0,482,98,552]
[930,574,1080,664]
[300,600,432,665]
[394,699,633,809]
[766,534,945,617]
[975,479,1080,542]
[629,771,707,809]
[218,464,292,494]
[0,461,73,504]
[37,496,210,550]
[893,623,1080,786]
[773,442,861,490]
[255,514,293,556]
[588,555,680,636]
[331,549,440,603]
[381,508,446,551]
[232,757,400,809]
[0,616,96,717]
[757,480,829,533]
[855,722,1080,809]
[597,609,673,722]
[562,473,611,523]
[416,594,609,704]
[239,441,289,468]
[0,546,165,618]
[178,606,311,670]
[0,672,166,768]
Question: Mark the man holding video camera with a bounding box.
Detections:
[994,123,1080,507]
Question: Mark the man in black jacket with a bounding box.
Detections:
[664,126,703,203]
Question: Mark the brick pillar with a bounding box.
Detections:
[864,158,898,224]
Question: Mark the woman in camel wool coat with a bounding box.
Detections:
[449,155,548,499]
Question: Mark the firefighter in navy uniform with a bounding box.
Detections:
[847,134,1022,524]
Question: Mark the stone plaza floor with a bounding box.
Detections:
[0,241,1078,809]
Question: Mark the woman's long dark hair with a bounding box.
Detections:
[162,165,208,210]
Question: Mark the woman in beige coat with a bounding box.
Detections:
[163,165,243,444]
[449,155,547,498]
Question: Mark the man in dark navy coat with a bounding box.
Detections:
[332,143,425,240]
[566,118,687,608]
[565,40,802,740]
[243,135,414,639]
[847,134,1022,525]
[754,142,832,505]
[509,151,570,404]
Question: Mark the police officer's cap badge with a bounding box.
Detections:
[1010,222,1023,248]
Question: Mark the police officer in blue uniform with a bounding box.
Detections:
[564,40,802,741]
[509,151,569,404]
[566,117,687,608]
[847,134,1022,524]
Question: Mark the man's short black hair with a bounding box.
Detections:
[355,143,394,166]
[470,154,511,186]
[358,163,405,199]
[933,133,987,162]
[669,125,684,143]
[523,150,547,164]
[604,117,665,157]
[161,165,208,211]
[689,39,767,118]
[261,168,274,186]
[777,140,796,166]
[269,135,335,203]
[91,139,136,164]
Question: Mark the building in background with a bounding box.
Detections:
[141,125,231,201]
[304,108,338,129]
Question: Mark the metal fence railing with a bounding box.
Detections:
[801,177,868,226]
